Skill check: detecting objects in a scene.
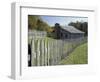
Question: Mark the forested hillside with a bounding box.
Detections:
[28,15,54,32]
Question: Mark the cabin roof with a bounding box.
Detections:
[61,26,85,34]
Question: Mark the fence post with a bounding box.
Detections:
[40,39,42,66]
[50,41,53,65]
[36,39,40,66]
[57,40,59,64]
[41,39,45,66]
[55,40,58,65]
[49,41,52,65]
[31,39,36,66]
[44,39,48,66]
[47,40,50,66]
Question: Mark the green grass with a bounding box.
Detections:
[59,43,88,65]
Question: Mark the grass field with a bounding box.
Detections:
[59,43,88,65]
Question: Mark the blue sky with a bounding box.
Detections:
[40,15,88,26]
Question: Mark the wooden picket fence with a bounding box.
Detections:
[28,36,86,66]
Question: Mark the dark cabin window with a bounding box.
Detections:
[60,33,62,38]
[65,34,68,38]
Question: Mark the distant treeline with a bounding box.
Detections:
[28,15,88,36]
[68,21,88,36]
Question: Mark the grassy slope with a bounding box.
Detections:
[59,43,88,65]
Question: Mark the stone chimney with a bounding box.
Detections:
[54,23,61,39]
[55,23,60,27]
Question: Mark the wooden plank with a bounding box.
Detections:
[49,41,52,65]
[40,39,42,66]
[44,39,48,66]
[36,39,40,66]
[50,40,53,65]
[52,41,56,65]
[41,39,45,66]
[31,39,35,66]
[47,40,50,66]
